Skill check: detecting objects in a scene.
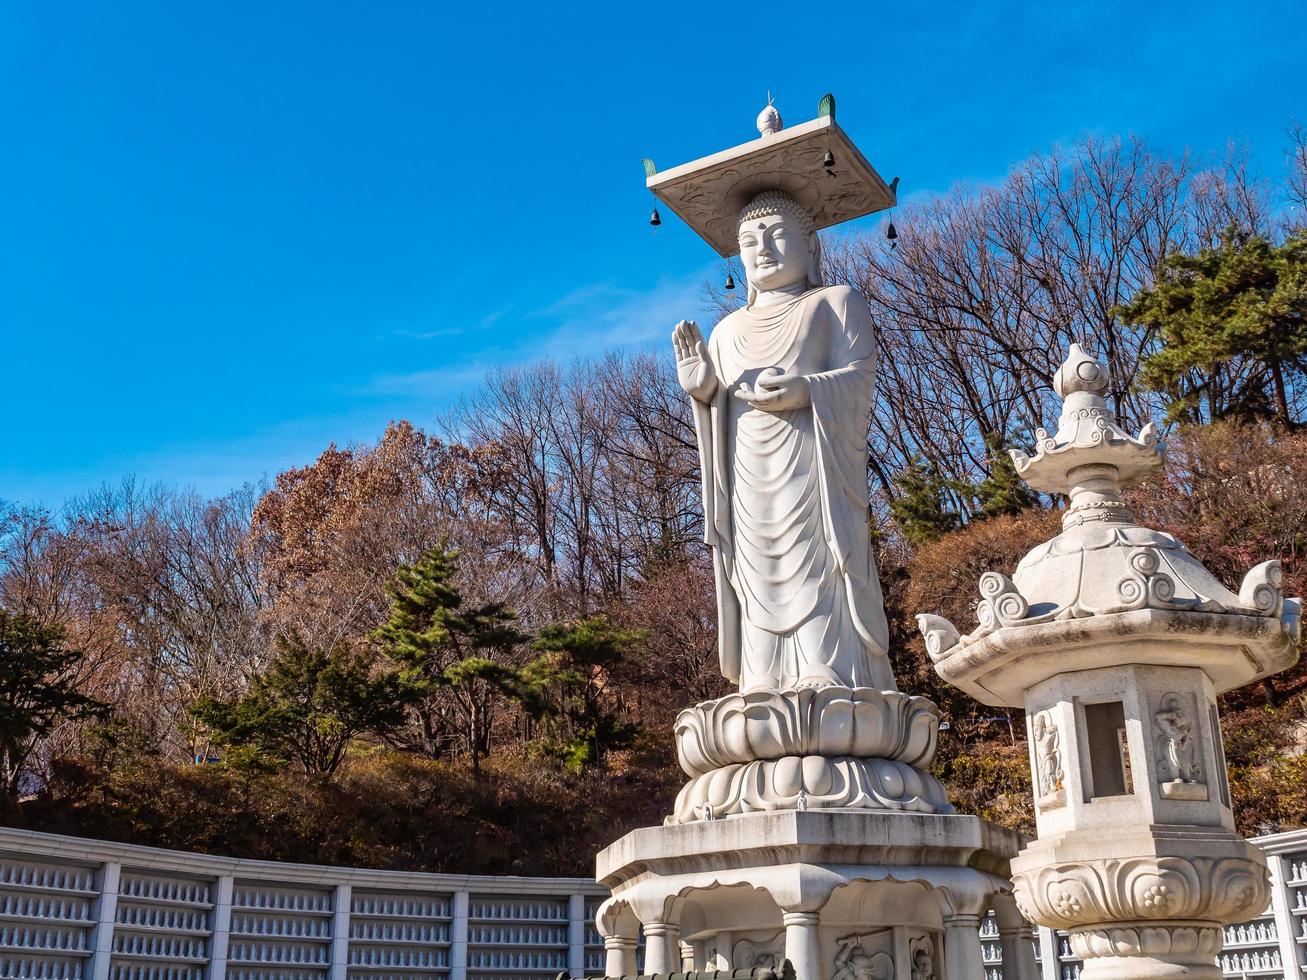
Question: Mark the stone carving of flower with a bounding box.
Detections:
[1141,885,1171,912]
[1053,891,1083,918]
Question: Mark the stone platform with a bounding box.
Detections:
[595,809,1034,980]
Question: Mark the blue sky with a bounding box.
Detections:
[2,1,1304,507]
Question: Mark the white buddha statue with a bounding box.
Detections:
[673,189,892,693]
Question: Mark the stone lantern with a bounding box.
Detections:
[917,342,1302,979]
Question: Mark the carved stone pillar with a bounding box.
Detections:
[782,912,822,980]
[642,922,679,975]
[603,936,637,978]
[679,940,697,972]
[942,913,983,980]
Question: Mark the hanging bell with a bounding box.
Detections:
[886,222,898,249]
[724,273,735,291]
[649,207,662,227]
[823,149,836,172]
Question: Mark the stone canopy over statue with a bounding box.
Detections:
[656,99,897,693]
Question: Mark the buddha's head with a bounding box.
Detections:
[737,190,823,304]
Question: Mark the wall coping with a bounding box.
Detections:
[0,825,606,894]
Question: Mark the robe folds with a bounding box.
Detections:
[692,284,894,693]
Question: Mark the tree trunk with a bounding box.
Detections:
[1270,360,1291,426]
[469,701,482,775]
[1263,677,1280,707]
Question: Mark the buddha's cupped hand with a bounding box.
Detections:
[673,319,717,402]
[734,367,811,411]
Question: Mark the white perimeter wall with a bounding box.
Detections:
[0,825,1303,980]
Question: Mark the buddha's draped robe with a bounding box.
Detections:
[692,284,893,692]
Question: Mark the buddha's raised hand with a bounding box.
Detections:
[673,319,717,402]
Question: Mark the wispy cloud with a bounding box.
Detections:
[9,270,718,507]
[360,265,714,401]
[392,326,467,340]
[362,362,493,397]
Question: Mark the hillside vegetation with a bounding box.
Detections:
[2,131,1306,874]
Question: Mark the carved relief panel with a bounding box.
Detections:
[1154,691,1208,801]
[907,933,935,980]
[1031,709,1066,808]
[733,932,785,971]
[833,930,895,980]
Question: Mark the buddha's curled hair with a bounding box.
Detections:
[737,190,816,233]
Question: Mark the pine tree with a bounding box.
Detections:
[1123,230,1307,425]
[523,616,644,773]
[975,432,1039,520]
[372,546,528,771]
[890,460,963,547]
[190,637,404,778]
[0,611,105,799]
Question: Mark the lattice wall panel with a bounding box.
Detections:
[226,884,333,980]
[347,890,451,980]
[0,854,96,980]
[465,898,568,980]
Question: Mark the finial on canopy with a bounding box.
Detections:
[756,92,783,137]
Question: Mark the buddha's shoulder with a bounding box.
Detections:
[808,283,865,308]
[804,285,872,328]
[711,308,744,337]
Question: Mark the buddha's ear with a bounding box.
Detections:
[807,230,824,288]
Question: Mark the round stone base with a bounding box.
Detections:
[667,755,953,825]
[1069,925,1223,979]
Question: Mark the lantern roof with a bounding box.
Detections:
[916,342,1301,706]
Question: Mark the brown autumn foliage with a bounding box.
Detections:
[249,421,518,651]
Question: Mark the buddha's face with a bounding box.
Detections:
[738,211,812,293]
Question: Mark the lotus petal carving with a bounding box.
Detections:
[674,687,940,778]
[666,755,953,824]
[1069,925,1222,961]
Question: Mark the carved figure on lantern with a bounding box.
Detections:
[1156,692,1204,794]
[831,934,894,980]
[909,936,935,980]
[1033,710,1064,800]
[673,190,891,693]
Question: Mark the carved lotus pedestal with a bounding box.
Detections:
[595,810,1027,980]
[597,688,1037,979]
[1012,826,1269,980]
[668,687,952,824]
